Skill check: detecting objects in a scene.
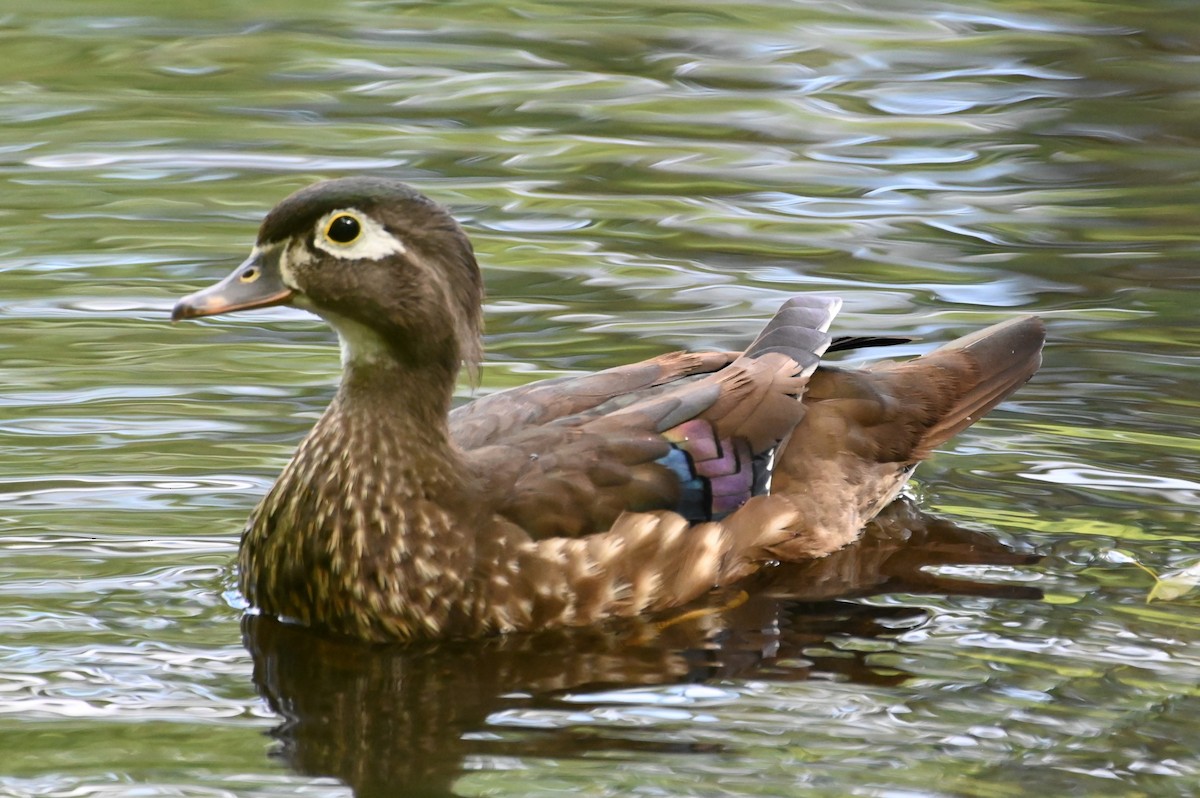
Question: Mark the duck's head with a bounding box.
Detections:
[173,177,483,374]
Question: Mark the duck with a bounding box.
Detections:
[173,176,1045,643]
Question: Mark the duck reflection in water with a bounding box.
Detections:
[244,498,1041,798]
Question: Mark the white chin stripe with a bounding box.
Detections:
[312,208,407,261]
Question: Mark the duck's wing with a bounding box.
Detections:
[460,296,843,540]
[470,314,1046,635]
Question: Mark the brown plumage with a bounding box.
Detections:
[173,176,1045,642]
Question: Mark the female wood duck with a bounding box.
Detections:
[173,177,1045,643]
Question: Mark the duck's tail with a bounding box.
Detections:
[757,314,1046,562]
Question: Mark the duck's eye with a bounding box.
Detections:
[325,214,362,244]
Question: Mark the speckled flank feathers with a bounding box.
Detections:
[175,177,1046,643]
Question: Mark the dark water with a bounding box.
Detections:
[3,1,1199,796]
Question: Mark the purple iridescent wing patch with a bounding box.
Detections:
[660,419,769,521]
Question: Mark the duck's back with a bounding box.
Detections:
[453,296,843,540]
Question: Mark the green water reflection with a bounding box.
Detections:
[2,0,1198,796]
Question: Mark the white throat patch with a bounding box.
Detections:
[316,309,394,368]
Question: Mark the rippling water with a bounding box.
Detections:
[2,1,1199,796]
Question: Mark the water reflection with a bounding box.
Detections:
[245,499,1040,797]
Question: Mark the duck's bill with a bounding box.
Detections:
[172,249,294,321]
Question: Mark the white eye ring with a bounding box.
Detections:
[312,208,407,260]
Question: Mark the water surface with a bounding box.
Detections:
[2,1,1199,796]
